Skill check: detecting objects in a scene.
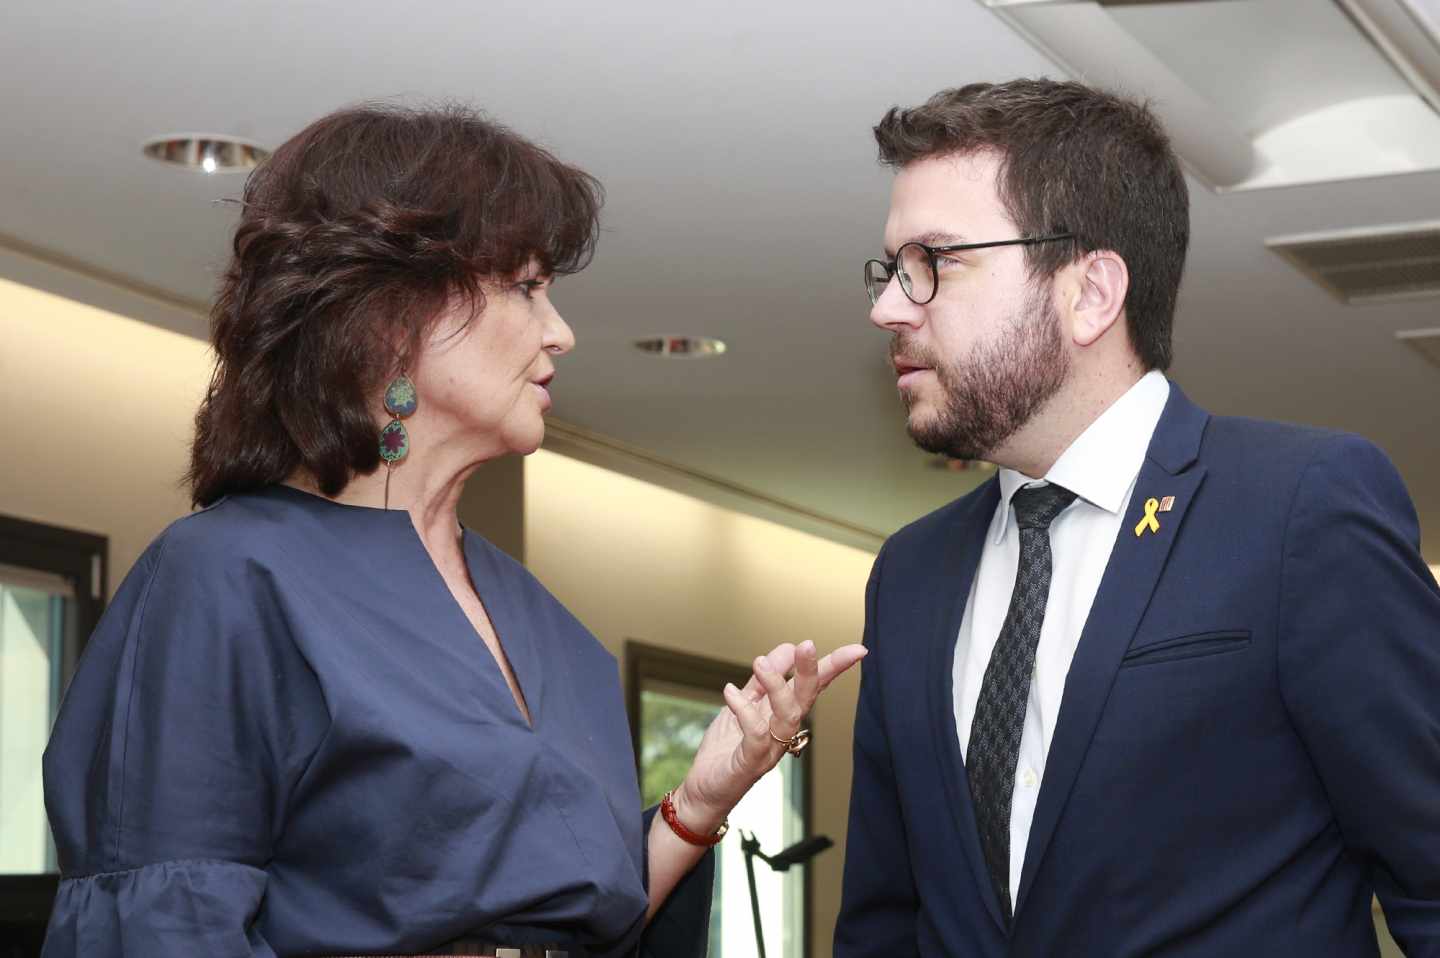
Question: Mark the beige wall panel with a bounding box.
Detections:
[1,279,209,594]
[525,448,876,957]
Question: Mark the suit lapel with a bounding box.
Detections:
[1014,386,1211,916]
[928,479,1008,933]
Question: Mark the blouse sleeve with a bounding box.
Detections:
[636,805,716,958]
[41,527,328,958]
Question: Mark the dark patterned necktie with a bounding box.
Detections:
[967,482,1077,923]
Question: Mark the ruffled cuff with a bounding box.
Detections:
[42,859,275,958]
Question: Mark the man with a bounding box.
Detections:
[835,78,1440,957]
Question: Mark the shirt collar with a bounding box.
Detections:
[993,371,1171,544]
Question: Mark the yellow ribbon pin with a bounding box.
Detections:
[1134,497,1161,537]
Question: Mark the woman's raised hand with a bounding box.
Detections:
[669,640,867,832]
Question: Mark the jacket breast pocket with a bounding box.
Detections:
[1119,630,1251,668]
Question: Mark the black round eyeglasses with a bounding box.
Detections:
[863,232,1075,306]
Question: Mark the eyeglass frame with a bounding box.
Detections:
[864,231,1076,306]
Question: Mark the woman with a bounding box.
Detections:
[41,104,865,958]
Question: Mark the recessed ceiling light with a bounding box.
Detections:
[632,336,728,358]
[142,134,269,173]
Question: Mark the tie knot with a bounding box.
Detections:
[1011,483,1077,530]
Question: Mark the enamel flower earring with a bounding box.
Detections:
[379,373,418,509]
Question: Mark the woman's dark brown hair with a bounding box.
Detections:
[874,78,1189,372]
[188,103,603,506]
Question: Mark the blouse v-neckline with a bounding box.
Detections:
[453,533,536,729]
[264,483,540,731]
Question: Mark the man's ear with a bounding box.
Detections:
[1066,250,1129,348]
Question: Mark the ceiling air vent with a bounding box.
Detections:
[1266,222,1440,305]
[1397,328,1440,369]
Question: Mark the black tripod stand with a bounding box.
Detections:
[738,832,834,958]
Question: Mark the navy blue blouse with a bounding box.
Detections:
[41,485,711,957]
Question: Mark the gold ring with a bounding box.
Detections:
[768,726,811,756]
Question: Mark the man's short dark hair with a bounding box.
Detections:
[874,78,1189,371]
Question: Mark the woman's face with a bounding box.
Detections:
[409,266,575,460]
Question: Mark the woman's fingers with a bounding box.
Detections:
[815,644,868,692]
[713,643,870,797]
[764,642,798,674]
[723,682,777,769]
[752,654,806,735]
[740,643,797,701]
[791,640,820,714]
[743,641,866,731]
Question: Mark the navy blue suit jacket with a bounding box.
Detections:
[836,386,1440,957]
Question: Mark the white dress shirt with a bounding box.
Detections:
[954,370,1171,903]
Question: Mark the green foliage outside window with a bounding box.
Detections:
[639,690,719,807]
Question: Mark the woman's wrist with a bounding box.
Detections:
[669,780,731,837]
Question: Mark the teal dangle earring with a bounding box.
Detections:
[379,373,418,509]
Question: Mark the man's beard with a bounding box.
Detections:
[894,283,1070,463]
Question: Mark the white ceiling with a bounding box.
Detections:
[3,0,1438,561]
